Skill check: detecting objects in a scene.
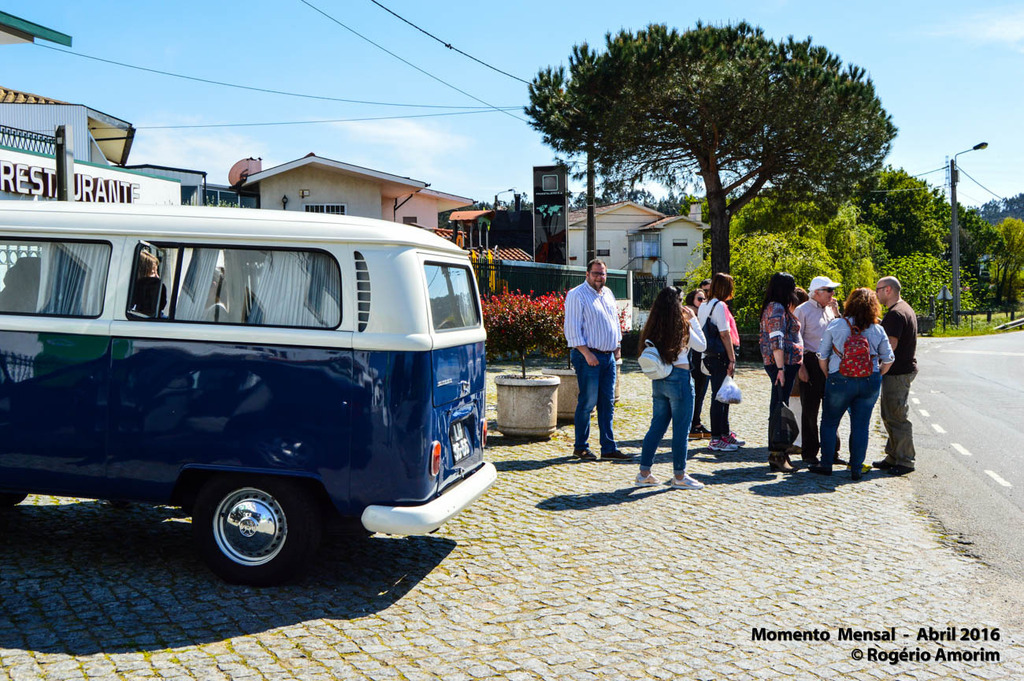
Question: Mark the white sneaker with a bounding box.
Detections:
[708,438,738,452]
[670,474,705,490]
[724,432,746,447]
[635,472,661,487]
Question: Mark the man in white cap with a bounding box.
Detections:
[794,275,846,466]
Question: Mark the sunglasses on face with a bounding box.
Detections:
[695,295,706,302]
[820,288,836,293]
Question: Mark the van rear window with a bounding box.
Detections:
[0,239,110,318]
[128,244,341,329]
[424,263,480,331]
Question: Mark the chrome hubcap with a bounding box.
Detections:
[212,488,287,566]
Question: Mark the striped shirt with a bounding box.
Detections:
[564,282,621,352]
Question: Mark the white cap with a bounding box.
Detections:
[809,275,841,292]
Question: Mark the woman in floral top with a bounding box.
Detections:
[758,272,804,472]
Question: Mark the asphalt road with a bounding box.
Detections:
[907,331,1024,587]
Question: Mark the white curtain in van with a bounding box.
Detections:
[36,242,110,317]
[175,248,220,322]
[249,251,316,327]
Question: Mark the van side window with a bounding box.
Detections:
[128,243,176,319]
[153,246,341,328]
[0,239,110,317]
[424,263,480,331]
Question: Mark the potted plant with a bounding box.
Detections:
[483,291,564,438]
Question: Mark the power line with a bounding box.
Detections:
[298,0,526,123]
[957,166,1004,201]
[133,108,520,130]
[368,0,530,85]
[34,43,518,110]
[911,166,945,178]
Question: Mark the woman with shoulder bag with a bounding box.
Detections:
[698,273,744,453]
[635,287,708,489]
[758,272,804,473]
[809,288,895,480]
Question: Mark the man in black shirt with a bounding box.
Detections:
[873,277,918,475]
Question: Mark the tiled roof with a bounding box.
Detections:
[0,87,68,105]
[567,201,631,225]
[432,227,532,261]
[635,214,709,231]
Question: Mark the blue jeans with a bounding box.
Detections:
[703,353,731,438]
[820,372,882,471]
[763,364,801,452]
[640,367,695,474]
[571,348,618,453]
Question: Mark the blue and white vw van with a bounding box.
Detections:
[0,201,495,585]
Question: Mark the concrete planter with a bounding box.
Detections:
[494,374,560,439]
[541,368,578,422]
[542,363,622,423]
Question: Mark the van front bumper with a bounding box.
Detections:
[360,461,497,535]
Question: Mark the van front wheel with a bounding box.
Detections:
[192,476,322,586]
[0,493,27,507]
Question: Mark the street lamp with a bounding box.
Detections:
[949,142,988,324]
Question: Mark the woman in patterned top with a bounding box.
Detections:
[758,272,804,472]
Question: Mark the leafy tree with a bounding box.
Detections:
[529,23,896,275]
[855,167,947,258]
[884,253,979,314]
[980,193,1024,224]
[684,232,840,331]
[991,218,1024,303]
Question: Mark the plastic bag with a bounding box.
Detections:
[715,375,742,404]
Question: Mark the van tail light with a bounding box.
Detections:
[430,441,441,477]
[482,419,487,448]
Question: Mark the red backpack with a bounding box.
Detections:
[836,319,873,378]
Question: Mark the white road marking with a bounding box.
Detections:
[951,443,972,457]
[911,397,921,405]
[985,470,1012,488]
[919,409,930,417]
[931,423,946,434]
[909,390,916,395]
[940,350,1024,357]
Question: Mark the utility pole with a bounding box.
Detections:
[586,149,596,263]
[949,142,988,325]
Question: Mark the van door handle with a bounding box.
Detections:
[459,380,470,397]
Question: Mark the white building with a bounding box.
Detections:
[241,153,473,229]
[1,87,180,205]
[567,201,708,285]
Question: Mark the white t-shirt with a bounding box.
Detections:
[697,298,729,333]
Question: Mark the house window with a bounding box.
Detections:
[305,204,346,215]
[402,216,419,225]
[672,239,689,247]
[596,240,610,257]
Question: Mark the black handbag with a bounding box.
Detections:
[768,382,799,451]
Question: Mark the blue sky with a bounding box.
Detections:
[4,1,1021,208]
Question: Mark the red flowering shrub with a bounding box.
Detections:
[481,290,566,378]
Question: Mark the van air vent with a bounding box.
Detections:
[354,251,371,332]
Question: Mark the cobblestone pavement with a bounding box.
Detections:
[1,363,1021,680]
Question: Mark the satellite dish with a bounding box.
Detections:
[228,158,262,187]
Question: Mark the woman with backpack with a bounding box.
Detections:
[758,272,804,473]
[635,287,708,489]
[809,288,895,480]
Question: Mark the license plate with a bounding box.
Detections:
[450,421,471,462]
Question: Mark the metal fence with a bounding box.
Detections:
[472,259,629,300]
[0,125,56,156]
[631,276,668,310]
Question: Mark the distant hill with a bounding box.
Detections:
[980,193,1024,224]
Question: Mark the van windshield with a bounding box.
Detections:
[424,263,480,331]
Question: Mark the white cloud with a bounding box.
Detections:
[128,127,266,186]
[929,8,1024,51]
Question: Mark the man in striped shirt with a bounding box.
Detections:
[564,260,630,461]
